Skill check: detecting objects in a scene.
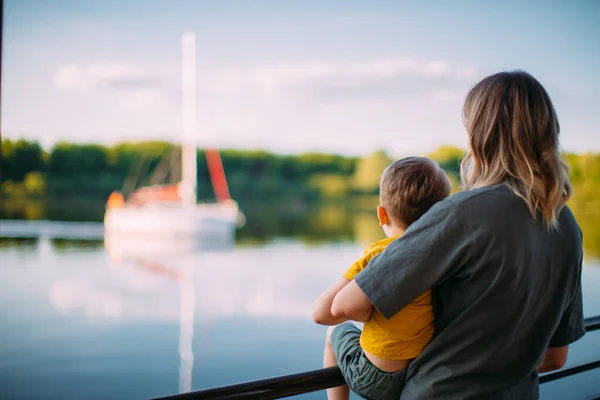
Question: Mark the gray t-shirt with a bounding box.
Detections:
[354,184,585,399]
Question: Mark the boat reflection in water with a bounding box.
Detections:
[48,233,358,395]
[104,234,235,394]
[103,231,235,263]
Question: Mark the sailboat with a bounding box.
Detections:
[103,32,244,240]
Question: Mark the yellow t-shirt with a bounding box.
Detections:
[343,236,435,360]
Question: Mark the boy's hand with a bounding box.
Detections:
[312,278,352,326]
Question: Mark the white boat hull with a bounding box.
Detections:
[103,203,241,238]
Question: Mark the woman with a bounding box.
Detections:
[331,70,585,399]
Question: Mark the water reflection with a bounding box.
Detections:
[104,233,234,262]
[45,235,356,395]
[2,197,599,261]
[119,257,198,394]
[104,238,208,394]
[178,263,195,394]
[0,223,599,399]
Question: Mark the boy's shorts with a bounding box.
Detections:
[330,323,408,400]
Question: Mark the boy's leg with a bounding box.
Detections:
[324,326,350,400]
[325,324,408,400]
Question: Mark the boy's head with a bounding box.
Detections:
[378,157,451,234]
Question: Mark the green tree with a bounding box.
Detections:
[49,142,108,176]
[309,174,349,200]
[353,150,393,192]
[426,145,465,178]
[1,139,46,182]
[24,172,46,196]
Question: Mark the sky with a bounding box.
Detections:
[2,0,600,156]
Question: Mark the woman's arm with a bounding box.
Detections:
[537,346,568,373]
[331,280,373,323]
[312,277,352,325]
[539,266,584,373]
[339,201,466,319]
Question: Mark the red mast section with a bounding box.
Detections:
[205,149,231,203]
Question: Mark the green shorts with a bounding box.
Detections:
[330,323,408,400]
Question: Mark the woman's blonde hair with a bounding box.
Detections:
[461,70,571,229]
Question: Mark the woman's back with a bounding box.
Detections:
[333,70,585,399]
[393,183,584,399]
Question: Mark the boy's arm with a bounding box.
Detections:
[313,249,376,325]
[312,277,352,326]
[327,250,377,323]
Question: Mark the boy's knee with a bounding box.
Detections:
[326,325,337,344]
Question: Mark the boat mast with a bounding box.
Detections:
[180,32,197,206]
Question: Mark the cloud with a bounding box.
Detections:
[118,89,165,110]
[201,56,475,95]
[430,88,467,104]
[54,63,166,90]
[455,66,478,80]
[54,56,476,98]
[48,57,477,152]
[103,76,164,90]
[53,64,88,91]
[53,62,171,110]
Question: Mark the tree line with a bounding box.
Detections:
[1,139,360,202]
[2,139,598,203]
[2,138,599,258]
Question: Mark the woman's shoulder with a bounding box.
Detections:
[447,183,510,205]
[558,204,578,227]
[443,186,582,244]
[443,184,530,217]
[557,205,583,246]
[417,184,533,235]
[418,185,509,223]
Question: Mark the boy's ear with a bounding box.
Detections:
[377,206,389,226]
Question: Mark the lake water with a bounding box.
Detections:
[1,219,599,399]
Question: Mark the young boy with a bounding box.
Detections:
[312,157,451,400]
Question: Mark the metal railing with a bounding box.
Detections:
[152,316,600,400]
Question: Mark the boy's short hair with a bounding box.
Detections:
[380,157,451,228]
